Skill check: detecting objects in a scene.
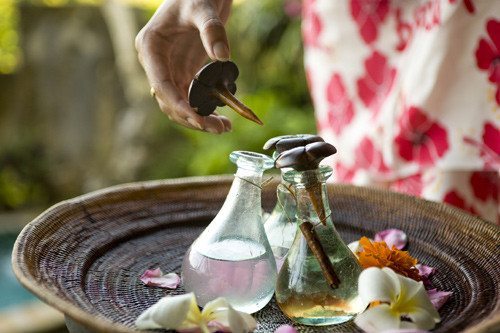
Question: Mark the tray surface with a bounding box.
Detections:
[12,176,500,332]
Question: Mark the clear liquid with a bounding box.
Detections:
[271,246,288,271]
[265,213,296,270]
[182,238,277,314]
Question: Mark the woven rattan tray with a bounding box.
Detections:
[12,176,500,333]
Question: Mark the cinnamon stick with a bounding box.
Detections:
[300,221,340,289]
[305,182,327,225]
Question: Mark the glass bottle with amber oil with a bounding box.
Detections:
[262,134,325,270]
[274,145,366,326]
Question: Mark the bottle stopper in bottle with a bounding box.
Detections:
[275,141,337,171]
[274,141,337,225]
[188,61,263,125]
[275,141,341,289]
[263,134,324,154]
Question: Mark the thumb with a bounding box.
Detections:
[191,4,230,61]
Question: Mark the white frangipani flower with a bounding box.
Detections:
[348,239,363,254]
[135,293,257,333]
[355,267,440,333]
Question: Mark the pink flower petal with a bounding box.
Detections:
[177,328,205,333]
[141,267,162,279]
[427,288,452,310]
[416,264,436,288]
[275,325,298,333]
[207,320,231,333]
[140,268,180,289]
[384,328,429,333]
[374,229,408,250]
[416,264,435,278]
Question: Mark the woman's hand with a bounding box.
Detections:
[136,0,233,134]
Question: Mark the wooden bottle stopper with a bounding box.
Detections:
[263,134,323,153]
[188,61,263,125]
[275,142,337,223]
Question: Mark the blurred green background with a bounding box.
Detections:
[0,0,314,330]
[0,0,315,212]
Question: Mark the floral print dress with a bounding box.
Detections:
[302,0,499,223]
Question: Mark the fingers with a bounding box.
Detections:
[203,115,226,134]
[139,36,232,134]
[213,112,232,132]
[189,2,230,61]
[154,83,203,129]
[153,81,232,134]
[137,0,233,133]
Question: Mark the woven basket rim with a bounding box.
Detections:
[11,175,500,333]
[12,175,236,333]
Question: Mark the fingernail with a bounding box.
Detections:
[206,127,219,134]
[212,42,229,61]
[187,117,203,130]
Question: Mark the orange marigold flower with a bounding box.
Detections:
[357,237,421,281]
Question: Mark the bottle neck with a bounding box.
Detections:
[209,165,265,233]
[223,166,264,209]
[293,181,331,225]
[284,167,333,226]
[217,151,272,227]
[275,182,296,214]
[235,166,264,185]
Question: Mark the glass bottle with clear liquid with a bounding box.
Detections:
[181,151,277,314]
[264,175,297,271]
[275,166,366,325]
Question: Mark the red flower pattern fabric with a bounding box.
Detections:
[303,1,499,223]
[357,51,396,117]
[355,137,390,174]
[449,0,476,14]
[390,174,423,197]
[326,73,355,135]
[350,0,390,44]
[335,162,356,183]
[470,172,498,203]
[443,190,477,216]
[302,0,322,47]
[463,0,476,13]
[395,106,449,166]
[475,19,500,105]
[482,122,500,157]
[463,122,500,170]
